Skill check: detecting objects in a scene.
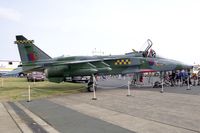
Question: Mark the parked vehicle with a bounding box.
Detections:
[65,76,89,83]
[27,72,45,82]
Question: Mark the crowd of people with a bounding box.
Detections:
[163,70,200,87]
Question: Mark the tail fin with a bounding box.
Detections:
[15,35,51,64]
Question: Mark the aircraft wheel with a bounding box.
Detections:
[87,85,97,92]
[87,86,93,92]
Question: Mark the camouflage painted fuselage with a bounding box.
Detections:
[43,54,191,82]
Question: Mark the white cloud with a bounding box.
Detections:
[0,7,21,22]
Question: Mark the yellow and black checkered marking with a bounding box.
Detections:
[114,59,131,65]
[14,40,34,44]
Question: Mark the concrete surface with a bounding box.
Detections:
[20,99,134,133]
[47,88,200,133]
[0,103,21,133]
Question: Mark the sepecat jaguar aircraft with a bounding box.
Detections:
[15,35,192,91]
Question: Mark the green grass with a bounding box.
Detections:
[0,77,86,102]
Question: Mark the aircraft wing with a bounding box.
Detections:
[21,58,113,75]
[54,59,103,65]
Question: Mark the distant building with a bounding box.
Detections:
[0,60,21,75]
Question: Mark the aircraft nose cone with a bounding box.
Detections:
[186,65,193,69]
[176,62,193,70]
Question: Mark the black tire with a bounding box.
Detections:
[87,86,93,92]
[19,73,25,77]
[87,85,97,92]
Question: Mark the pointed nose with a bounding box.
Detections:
[175,62,193,70]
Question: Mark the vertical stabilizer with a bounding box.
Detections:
[15,35,51,64]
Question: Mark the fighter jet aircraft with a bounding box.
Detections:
[15,35,192,91]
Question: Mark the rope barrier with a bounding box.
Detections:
[31,86,86,93]
[96,84,127,89]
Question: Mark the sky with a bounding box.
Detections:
[0,0,200,65]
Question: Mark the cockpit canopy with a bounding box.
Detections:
[141,39,156,58]
[142,48,156,58]
[126,39,156,58]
